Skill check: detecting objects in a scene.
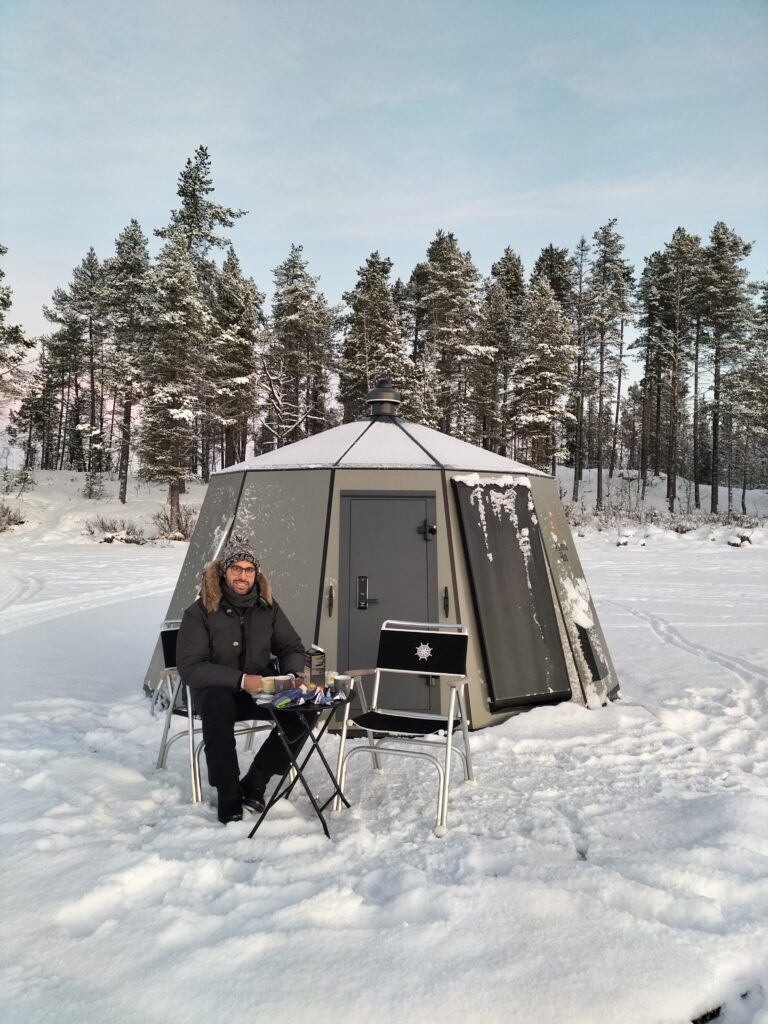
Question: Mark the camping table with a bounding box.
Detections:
[247,697,352,839]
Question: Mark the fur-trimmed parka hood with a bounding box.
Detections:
[200,559,273,613]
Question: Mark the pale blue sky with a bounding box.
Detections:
[1,0,766,336]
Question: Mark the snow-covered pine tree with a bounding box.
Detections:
[264,244,338,448]
[138,237,210,533]
[473,281,507,451]
[509,278,576,472]
[657,229,702,511]
[392,277,415,353]
[155,145,247,271]
[418,230,480,438]
[482,247,526,452]
[397,262,441,428]
[155,145,249,478]
[103,220,153,503]
[634,250,666,498]
[735,281,768,502]
[570,236,592,502]
[531,244,577,315]
[209,248,264,466]
[339,252,412,422]
[701,222,753,513]
[586,220,633,510]
[531,244,578,468]
[0,243,33,401]
[43,248,109,474]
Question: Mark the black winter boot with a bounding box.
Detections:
[217,787,243,824]
[240,766,270,813]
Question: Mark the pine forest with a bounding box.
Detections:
[2,147,767,531]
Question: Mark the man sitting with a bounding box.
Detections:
[177,536,306,823]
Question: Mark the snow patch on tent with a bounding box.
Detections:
[561,576,594,630]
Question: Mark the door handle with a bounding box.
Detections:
[417,519,437,541]
[356,576,379,609]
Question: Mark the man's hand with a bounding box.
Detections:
[241,674,264,694]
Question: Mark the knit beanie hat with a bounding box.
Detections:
[220,535,259,573]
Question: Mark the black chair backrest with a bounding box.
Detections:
[161,627,179,671]
[377,626,467,677]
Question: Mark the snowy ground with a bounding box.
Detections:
[1,474,768,1024]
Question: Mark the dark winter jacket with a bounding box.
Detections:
[177,559,305,691]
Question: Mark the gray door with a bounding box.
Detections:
[339,493,438,712]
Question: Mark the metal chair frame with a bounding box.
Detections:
[334,620,474,836]
[152,621,271,803]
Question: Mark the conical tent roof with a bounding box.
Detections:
[222,417,547,474]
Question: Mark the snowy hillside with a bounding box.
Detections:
[1,473,767,1024]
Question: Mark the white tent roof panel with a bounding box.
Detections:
[220,417,547,476]
[221,421,368,472]
[399,422,544,474]
[337,420,434,467]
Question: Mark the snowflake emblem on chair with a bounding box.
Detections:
[415,642,433,662]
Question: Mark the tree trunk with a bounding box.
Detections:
[640,347,652,501]
[108,386,118,469]
[693,319,701,509]
[571,373,583,502]
[58,373,72,471]
[595,331,606,511]
[98,334,106,469]
[168,479,181,534]
[667,348,678,514]
[118,387,132,505]
[224,424,236,467]
[609,325,624,479]
[726,412,733,514]
[741,439,748,515]
[24,415,34,469]
[653,351,662,478]
[711,340,721,513]
[200,420,211,483]
[88,318,98,473]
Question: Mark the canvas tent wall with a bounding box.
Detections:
[143,384,618,728]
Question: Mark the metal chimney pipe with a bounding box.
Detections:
[365,379,402,418]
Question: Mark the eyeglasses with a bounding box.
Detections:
[229,565,257,578]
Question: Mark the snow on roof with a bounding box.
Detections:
[219,421,369,472]
[336,419,438,467]
[400,422,546,474]
[219,418,547,475]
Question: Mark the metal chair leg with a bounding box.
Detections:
[186,685,202,803]
[457,685,474,782]
[436,688,458,836]
[332,701,352,812]
[156,676,182,769]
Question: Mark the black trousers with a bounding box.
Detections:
[194,688,314,792]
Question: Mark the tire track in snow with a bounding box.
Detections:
[606,598,768,778]
[0,578,174,636]
[604,598,768,688]
[0,572,44,614]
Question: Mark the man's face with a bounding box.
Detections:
[225,560,257,594]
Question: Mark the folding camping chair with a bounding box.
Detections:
[334,621,474,836]
[153,620,271,803]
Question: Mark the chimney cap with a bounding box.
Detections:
[365,379,402,418]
